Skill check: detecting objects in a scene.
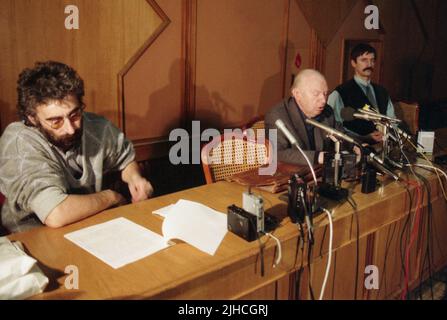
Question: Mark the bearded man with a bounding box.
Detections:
[0,61,153,233]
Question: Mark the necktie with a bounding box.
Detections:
[365,85,378,109]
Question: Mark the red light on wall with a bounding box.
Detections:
[295,53,302,69]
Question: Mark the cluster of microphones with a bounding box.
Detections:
[276,105,421,196]
[276,107,418,243]
[275,108,407,184]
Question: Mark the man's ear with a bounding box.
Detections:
[351,59,357,68]
[27,115,37,126]
[291,87,300,101]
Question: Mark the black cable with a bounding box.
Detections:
[410,164,447,300]
[413,171,434,300]
[406,163,443,299]
[298,223,305,250]
[294,222,306,299]
[300,190,314,245]
[391,129,435,299]
[413,164,447,208]
[347,195,359,300]
[307,236,315,300]
[399,183,414,299]
[256,236,265,277]
[424,176,434,300]
[249,215,265,277]
[415,172,427,299]
[381,219,398,295]
[396,128,420,299]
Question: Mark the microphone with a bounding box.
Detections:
[367,155,400,181]
[305,118,358,145]
[389,122,415,142]
[353,112,383,122]
[275,119,298,146]
[274,119,318,185]
[341,107,401,124]
[356,110,417,144]
[343,108,416,143]
[351,113,405,143]
[359,109,401,123]
[275,119,316,237]
[362,147,385,165]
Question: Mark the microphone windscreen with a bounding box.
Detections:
[275,119,298,145]
[340,107,356,121]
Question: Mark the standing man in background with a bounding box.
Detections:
[327,43,396,144]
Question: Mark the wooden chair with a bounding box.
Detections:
[242,116,265,132]
[393,101,420,135]
[201,133,271,184]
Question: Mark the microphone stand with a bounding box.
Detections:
[333,137,341,187]
[379,121,413,168]
[318,135,349,201]
[274,120,316,240]
[381,123,389,162]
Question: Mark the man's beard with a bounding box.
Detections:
[36,122,83,152]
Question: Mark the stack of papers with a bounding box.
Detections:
[65,200,228,269]
[64,218,169,269]
[161,200,227,256]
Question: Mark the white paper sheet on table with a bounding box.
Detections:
[161,199,227,256]
[152,204,174,218]
[64,217,169,269]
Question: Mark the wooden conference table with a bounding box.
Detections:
[9,168,447,300]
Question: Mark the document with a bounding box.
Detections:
[162,200,227,255]
[64,217,169,269]
[65,201,228,269]
[152,204,174,218]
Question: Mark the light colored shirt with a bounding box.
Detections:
[0,112,135,233]
[327,75,396,125]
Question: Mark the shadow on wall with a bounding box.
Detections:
[0,99,14,134]
[193,86,223,130]
[193,85,255,130]
[395,59,434,103]
[146,58,186,134]
[102,59,186,137]
[258,40,295,117]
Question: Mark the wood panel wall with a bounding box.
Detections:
[123,0,315,160]
[193,0,290,128]
[0,0,162,131]
[1,0,446,161]
[324,0,384,92]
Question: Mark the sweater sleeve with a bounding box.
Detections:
[0,127,69,224]
[102,122,136,173]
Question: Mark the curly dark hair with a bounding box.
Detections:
[17,61,85,126]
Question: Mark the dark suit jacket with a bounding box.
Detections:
[265,97,345,165]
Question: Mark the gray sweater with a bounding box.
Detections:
[0,112,135,233]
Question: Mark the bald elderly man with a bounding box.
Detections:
[265,69,351,166]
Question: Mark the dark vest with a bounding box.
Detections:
[335,79,389,136]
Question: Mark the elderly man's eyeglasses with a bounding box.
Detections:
[40,107,84,130]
